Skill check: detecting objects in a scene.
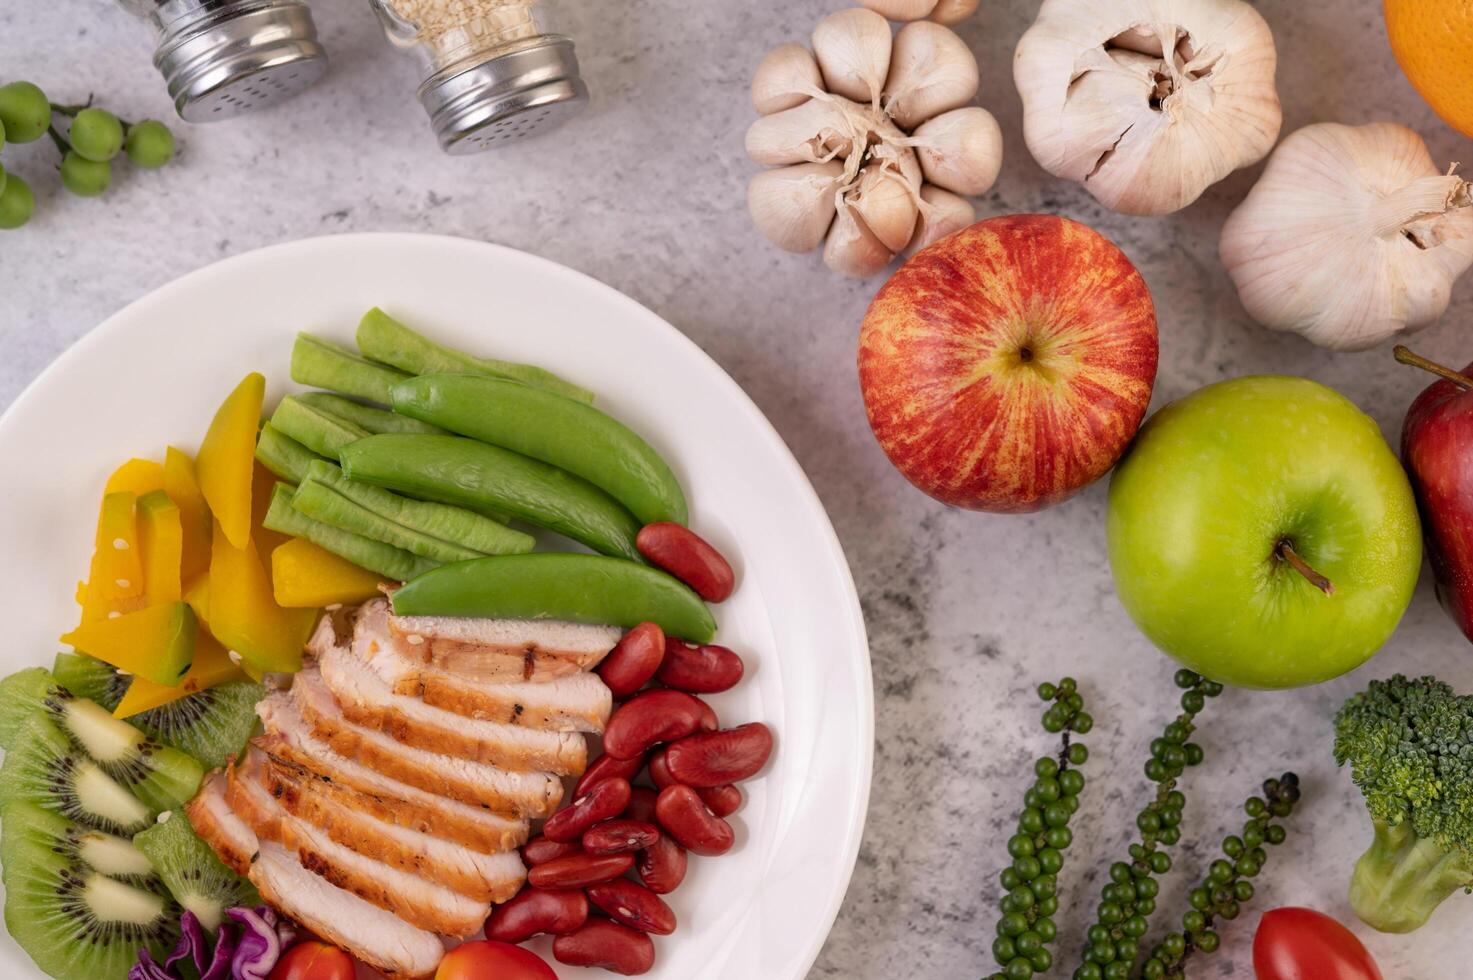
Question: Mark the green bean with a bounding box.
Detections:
[292,479,482,564]
[255,422,326,485]
[291,332,409,405]
[262,484,437,582]
[269,395,370,460]
[296,391,445,436]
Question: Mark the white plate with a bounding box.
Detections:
[0,233,873,980]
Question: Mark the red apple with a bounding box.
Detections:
[857,213,1159,512]
[1397,345,1473,643]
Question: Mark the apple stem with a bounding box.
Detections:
[1275,540,1334,596]
[1394,345,1473,390]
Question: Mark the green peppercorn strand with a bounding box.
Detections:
[986,678,1092,980]
[1137,773,1301,980]
[1071,670,1224,980]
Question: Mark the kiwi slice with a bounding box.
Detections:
[0,668,203,811]
[2,821,177,979]
[0,713,153,834]
[134,809,258,932]
[52,653,265,771]
[1,800,155,883]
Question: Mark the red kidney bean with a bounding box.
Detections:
[596,622,666,699]
[624,786,658,823]
[543,778,632,843]
[583,819,661,856]
[665,723,773,787]
[655,784,734,856]
[485,886,588,942]
[657,639,745,694]
[522,835,582,867]
[553,919,656,975]
[637,522,736,603]
[698,698,719,732]
[528,852,635,889]
[700,783,743,818]
[575,751,646,798]
[637,836,687,894]
[586,879,677,935]
[603,690,715,759]
[647,747,677,790]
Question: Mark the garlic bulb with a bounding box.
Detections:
[812,8,893,106]
[1220,122,1473,351]
[927,0,979,25]
[905,185,976,256]
[859,0,939,20]
[1014,0,1281,216]
[908,106,1002,196]
[748,162,848,253]
[746,8,990,278]
[752,44,823,115]
[884,21,979,129]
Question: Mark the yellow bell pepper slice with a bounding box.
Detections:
[77,492,146,628]
[183,572,210,627]
[196,373,264,551]
[61,602,196,686]
[164,447,212,583]
[105,458,165,497]
[208,520,308,674]
[272,537,384,608]
[112,631,247,719]
[137,490,183,605]
[251,460,292,559]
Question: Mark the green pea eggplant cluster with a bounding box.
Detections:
[256,308,716,643]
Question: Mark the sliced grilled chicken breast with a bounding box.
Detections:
[319,644,588,773]
[256,694,528,853]
[226,757,491,936]
[189,774,446,977]
[253,750,525,903]
[253,841,445,978]
[388,608,620,675]
[291,670,565,816]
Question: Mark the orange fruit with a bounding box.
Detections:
[1385,0,1473,138]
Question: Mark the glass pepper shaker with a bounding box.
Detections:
[368,0,588,153]
[116,0,329,122]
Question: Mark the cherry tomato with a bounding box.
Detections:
[435,940,558,980]
[269,941,356,980]
[1254,907,1383,980]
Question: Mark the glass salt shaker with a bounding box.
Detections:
[368,0,588,153]
[117,0,329,122]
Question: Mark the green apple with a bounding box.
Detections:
[1107,376,1421,689]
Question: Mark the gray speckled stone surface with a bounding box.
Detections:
[2,1,1471,977]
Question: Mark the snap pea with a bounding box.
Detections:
[340,434,643,561]
[301,459,533,556]
[263,483,437,582]
[392,553,716,643]
[255,422,327,485]
[296,391,445,436]
[392,374,688,527]
[357,307,595,405]
[269,395,370,460]
[292,479,483,564]
[291,332,409,405]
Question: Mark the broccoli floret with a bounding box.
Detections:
[1334,674,1473,933]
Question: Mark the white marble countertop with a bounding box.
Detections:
[2,1,1470,977]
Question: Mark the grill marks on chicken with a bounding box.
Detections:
[187,600,619,976]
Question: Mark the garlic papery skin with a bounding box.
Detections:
[1014,0,1281,216]
[825,198,895,278]
[884,21,980,129]
[752,44,824,115]
[904,184,976,256]
[812,8,893,106]
[1220,122,1473,351]
[908,106,1003,196]
[928,0,979,25]
[859,0,939,20]
[748,161,848,254]
[745,96,866,166]
[849,163,922,253]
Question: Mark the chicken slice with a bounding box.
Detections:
[252,749,525,903]
[256,693,528,854]
[226,755,491,937]
[186,771,257,876]
[318,642,588,773]
[387,607,620,676]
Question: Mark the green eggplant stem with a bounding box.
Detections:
[1276,539,1334,596]
[1394,345,1473,390]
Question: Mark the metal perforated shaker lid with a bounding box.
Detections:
[155,0,328,122]
[418,35,587,154]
